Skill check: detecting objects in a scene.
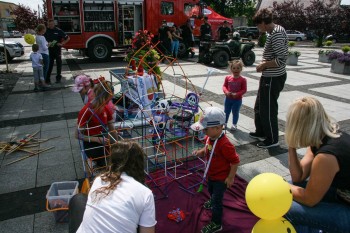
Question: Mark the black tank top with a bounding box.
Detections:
[311,133,350,190]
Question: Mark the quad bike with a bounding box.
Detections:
[198,36,256,67]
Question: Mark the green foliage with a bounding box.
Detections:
[324,40,333,47]
[288,41,296,47]
[288,41,300,57]
[318,49,335,55]
[258,33,266,47]
[288,50,301,57]
[204,0,256,23]
[342,46,350,54]
[125,30,161,77]
[315,36,324,48]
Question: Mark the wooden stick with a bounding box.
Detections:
[6,130,40,156]
[32,136,61,143]
[0,145,9,154]
[22,144,40,148]
[5,146,54,166]
[18,148,38,154]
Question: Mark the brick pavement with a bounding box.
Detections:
[0,45,349,232]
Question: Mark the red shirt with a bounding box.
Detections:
[77,103,112,136]
[205,134,240,181]
[222,75,247,100]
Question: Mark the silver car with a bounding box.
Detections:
[9,31,22,38]
[0,41,25,63]
[286,30,306,41]
[0,31,10,38]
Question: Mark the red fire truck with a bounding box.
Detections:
[46,0,231,61]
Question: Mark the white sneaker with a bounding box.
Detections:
[230,125,237,131]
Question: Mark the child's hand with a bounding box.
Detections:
[97,137,109,144]
[225,176,235,188]
[192,149,204,157]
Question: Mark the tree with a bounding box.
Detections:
[272,0,349,47]
[203,0,257,25]
[41,0,48,22]
[11,4,40,32]
[272,0,307,31]
[305,0,346,46]
[305,0,346,35]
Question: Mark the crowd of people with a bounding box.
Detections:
[28,8,348,233]
[158,17,235,61]
[30,20,70,92]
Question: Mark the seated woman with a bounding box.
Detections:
[70,141,156,233]
[284,96,350,233]
[76,77,117,167]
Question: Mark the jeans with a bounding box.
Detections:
[208,179,227,225]
[33,67,44,82]
[171,40,179,58]
[41,53,49,82]
[285,181,350,233]
[224,98,242,125]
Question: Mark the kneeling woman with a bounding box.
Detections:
[285,96,350,233]
[71,141,156,233]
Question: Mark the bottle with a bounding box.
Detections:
[137,64,144,76]
[131,59,136,71]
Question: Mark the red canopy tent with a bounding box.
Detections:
[193,6,233,40]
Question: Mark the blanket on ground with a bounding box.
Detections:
[152,165,258,233]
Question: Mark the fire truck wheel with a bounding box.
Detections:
[88,38,112,62]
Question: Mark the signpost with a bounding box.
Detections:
[0,18,10,72]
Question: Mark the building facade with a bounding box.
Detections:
[0,1,17,32]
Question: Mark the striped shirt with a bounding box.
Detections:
[262,24,288,77]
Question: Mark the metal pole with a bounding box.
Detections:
[3,36,9,73]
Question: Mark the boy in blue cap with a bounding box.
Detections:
[191,106,240,233]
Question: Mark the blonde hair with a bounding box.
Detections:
[228,59,243,73]
[285,96,339,148]
[36,24,46,33]
[92,79,113,113]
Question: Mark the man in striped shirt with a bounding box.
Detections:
[249,8,288,148]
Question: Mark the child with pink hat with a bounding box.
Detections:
[72,75,94,104]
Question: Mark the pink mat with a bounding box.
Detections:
[152,165,259,232]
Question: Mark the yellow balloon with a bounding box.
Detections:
[24,34,35,45]
[252,217,296,233]
[245,173,292,220]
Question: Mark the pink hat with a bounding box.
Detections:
[72,75,91,92]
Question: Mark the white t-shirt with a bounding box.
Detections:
[76,173,157,233]
[30,52,43,68]
[36,35,49,55]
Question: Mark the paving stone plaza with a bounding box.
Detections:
[0,44,349,232]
